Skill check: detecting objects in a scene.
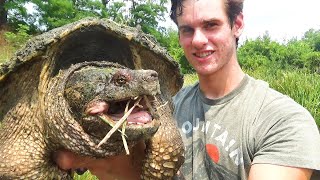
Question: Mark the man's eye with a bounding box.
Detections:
[204,22,217,29]
[179,27,194,36]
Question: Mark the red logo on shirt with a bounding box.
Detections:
[206,144,220,163]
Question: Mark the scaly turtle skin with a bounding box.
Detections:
[0,18,184,179]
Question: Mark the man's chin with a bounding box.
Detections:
[194,66,221,76]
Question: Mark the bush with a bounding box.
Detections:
[304,52,320,73]
[238,35,287,69]
[239,33,316,71]
[238,53,270,70]
[303,29,320,52]
[4,24,31,48]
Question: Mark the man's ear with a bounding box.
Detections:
[233,12,244,39]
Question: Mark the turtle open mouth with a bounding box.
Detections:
[85,95,157,125]
[84,95,159,151]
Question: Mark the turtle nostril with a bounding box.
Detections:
[150,71,158,78]
[146,71,158,82]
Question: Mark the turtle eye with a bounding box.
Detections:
[115,75,127,85]
[113,70,131,86]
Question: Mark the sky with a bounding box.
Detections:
[164,0,320,43]
[240,0,320,42]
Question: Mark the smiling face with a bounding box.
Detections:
[177,0,244,76]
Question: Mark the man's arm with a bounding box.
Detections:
[249,164,313,180]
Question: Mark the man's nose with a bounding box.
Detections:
[192,29,208,49]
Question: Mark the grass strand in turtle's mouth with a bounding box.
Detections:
[87,95,156,154]
[97,97,142,152]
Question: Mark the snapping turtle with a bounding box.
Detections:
[0,18,184,179]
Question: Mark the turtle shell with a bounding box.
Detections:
[0,18,183,121]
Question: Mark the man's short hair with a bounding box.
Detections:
[170,0,244,27]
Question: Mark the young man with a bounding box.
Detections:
[170,0,320,179]
[55,0,320,179]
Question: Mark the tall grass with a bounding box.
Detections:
[0,30,15,63]
[0,45,15,63]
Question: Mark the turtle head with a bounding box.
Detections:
[64,63,161,142]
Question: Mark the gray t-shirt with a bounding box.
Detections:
[173,75,320,179]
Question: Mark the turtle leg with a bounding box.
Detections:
[141,101,184,180]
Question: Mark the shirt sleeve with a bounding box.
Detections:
[251,92,320,172]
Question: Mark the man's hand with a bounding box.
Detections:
[54,141,146,180]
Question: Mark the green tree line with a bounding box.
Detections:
[0,0,167,37]
[238,30,320,74]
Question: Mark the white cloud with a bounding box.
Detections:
[241,0,320,42]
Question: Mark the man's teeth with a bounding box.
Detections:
[196,51,213,58]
